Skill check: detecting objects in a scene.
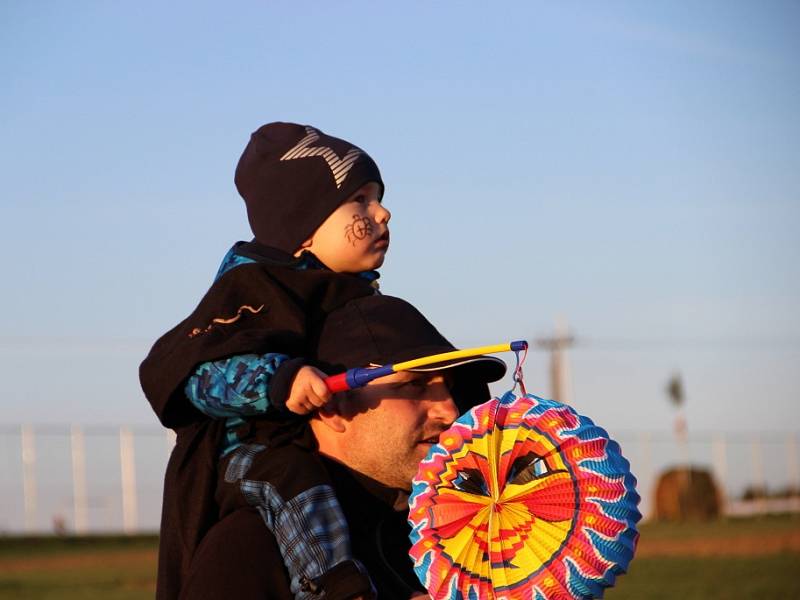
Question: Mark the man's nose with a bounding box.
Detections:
[429,393,459,425]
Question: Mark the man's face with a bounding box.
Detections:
[335,371,459,490]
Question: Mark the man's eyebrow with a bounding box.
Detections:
[392,372,431,385]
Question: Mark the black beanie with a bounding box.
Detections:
[234,122,384,253]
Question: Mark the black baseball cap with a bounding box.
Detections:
[316,295,506,409]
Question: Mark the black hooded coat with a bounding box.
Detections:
[139,246,375,600]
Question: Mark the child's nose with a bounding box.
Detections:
[374,203,391,225]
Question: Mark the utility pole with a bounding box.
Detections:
[536,318,575,404]
[666,372,691,504]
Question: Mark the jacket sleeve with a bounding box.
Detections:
[184,353,299,418]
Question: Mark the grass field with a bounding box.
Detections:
[0,516,798,599]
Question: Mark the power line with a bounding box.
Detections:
[576,336,800,350]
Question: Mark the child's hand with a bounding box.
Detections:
[285,366,333,415]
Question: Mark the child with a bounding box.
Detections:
[140,122,390,600]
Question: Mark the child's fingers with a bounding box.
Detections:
[305,389,330,408]
[286,397,313,415]
[308,377,332,406]
[288,366,332,411]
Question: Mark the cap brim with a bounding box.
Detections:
[376,355,507,383]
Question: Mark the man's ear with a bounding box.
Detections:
[317,403,346,433]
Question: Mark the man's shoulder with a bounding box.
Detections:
[179,508,294,600]
[321,459,425,598]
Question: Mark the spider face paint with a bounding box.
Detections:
[345,214,374,246]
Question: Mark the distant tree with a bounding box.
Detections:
[741,485,768,501]
[666,373,684,408]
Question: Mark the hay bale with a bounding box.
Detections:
[654,466,721,521]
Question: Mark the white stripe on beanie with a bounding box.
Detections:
[280,126,362,189]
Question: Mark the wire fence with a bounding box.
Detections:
[0,425,798,534]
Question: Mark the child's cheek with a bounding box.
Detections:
[344,214,373,246]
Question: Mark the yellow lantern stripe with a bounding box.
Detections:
[445,505,492,565]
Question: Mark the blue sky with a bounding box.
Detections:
[1,1,798,436]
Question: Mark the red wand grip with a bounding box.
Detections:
[325,372,350,393]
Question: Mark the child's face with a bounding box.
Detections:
[301,182,391,273]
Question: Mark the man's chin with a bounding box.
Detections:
[415,442,435,460]
[408,444,435,478]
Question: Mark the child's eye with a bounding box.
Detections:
[350,194,367,204]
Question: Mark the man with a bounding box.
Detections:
[179,295,506,599]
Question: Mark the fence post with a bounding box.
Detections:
[712,433,728,513]
[119,426,138,533]
[751,434,766,514]
[21,425,37,533]
[788,433,800,514]
[637,432,652,518]
[71,425,89,534]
